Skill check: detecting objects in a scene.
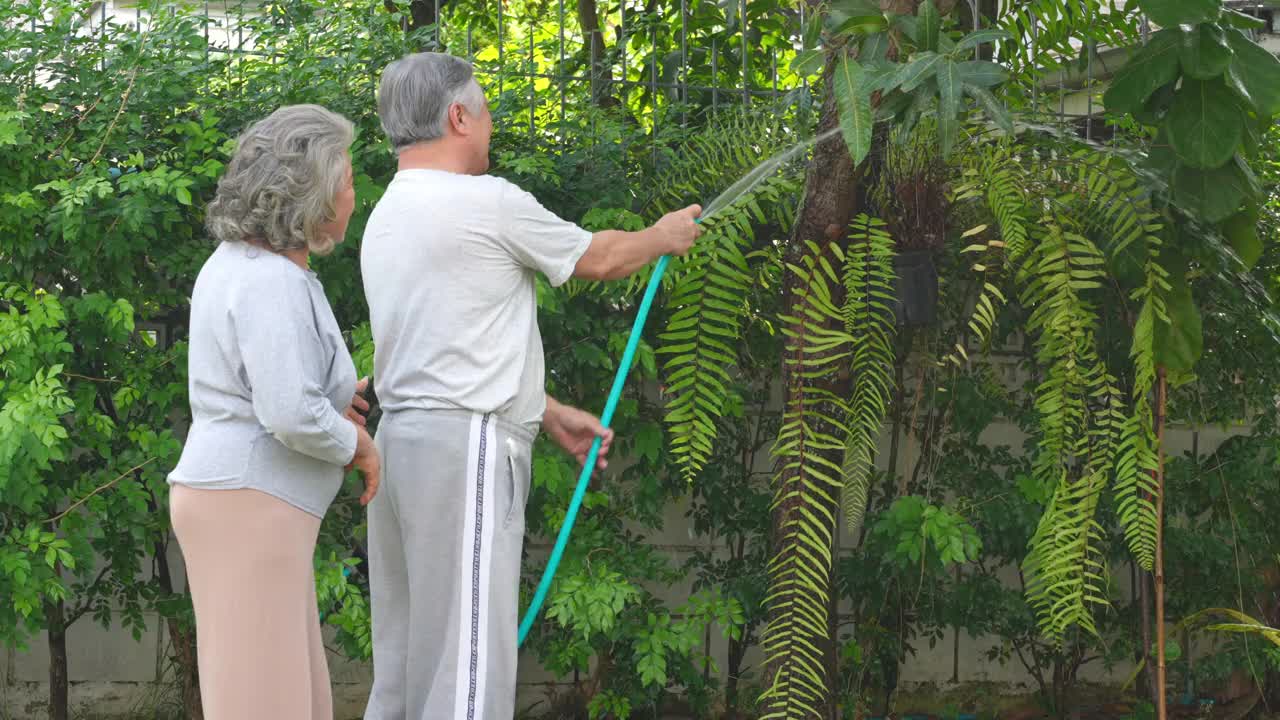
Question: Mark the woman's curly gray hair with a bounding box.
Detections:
[206,104,355,255]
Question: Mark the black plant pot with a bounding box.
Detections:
[892,249,939,327]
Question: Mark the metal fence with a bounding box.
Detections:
[65,0,1280,148]
[83,0,807,114]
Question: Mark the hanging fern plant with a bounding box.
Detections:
[659,178,799,480]
[839,216,898,533]
[762,212,898,716]
[941,134,1171,640]
[648,110,804,482]
[763,237,853,719]
[1017,217,1120,637]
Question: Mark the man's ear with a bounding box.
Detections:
[448,103,468,135]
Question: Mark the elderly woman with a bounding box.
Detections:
[168,104,380,720]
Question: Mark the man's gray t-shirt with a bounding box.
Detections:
[360,169,592,429]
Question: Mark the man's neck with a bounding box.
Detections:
[397,143,474,175]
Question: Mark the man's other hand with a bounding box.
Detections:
[344,376,371,426]
[544,396,613,471]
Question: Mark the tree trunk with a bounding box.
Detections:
[764,42,860,717]
[827,509,842,720]
[45,597,68,720]
[951,565,961,685]
[168,617,202,720]
[1051,658,1062,718]
[727,633,747,718]
[156,544,202,720]
[726,533,749,718]
[576,0,617,107]
[384,0,446,46]
[1154,367,1168,720]
[148,481,203,720]
[1140,562,1156,705]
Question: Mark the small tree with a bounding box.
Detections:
[0,5,226,716]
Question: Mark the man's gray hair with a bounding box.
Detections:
[377,52,486,153]
[205,104,354,255]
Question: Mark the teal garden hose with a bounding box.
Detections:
[517,249,675,646]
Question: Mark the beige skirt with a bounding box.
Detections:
[170,484,333,720]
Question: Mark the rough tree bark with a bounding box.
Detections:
[1139,560,1157,706]
[44,595,68,720]
[576,0,617,106]
[383,0,447,46]
[726,532,752,718]
[149,485,203,720]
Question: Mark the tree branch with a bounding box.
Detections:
[1013,639,1049,699]
[66,565,112,626]
[64,372,120,384]
[46,458,157,524]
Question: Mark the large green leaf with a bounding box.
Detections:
[1172,156,1256,222]
[835,56,873,164]
[894,52,943,92]
[1241,113,1268,158]
[1225,65,1257,115]
[1102,30,1182,115]
[957,60,1008,88]
[790,49,824,78]
[918,0,941,52]
[1178,24,1233,80]
[965,84,1014,133]
[804,7,824,47]
[937,59,961,156]
[828,0,883,26]
[860,32,892,64]
[1166,78,1244,169]
[898,81,937,138]
[864,62,902,94]
[875,90,913,120]
[1154,274,1202,373]
[1143,131,1179,175]
[1222,207,1262,269]
[1137,0,1221,28]
[1225,28,1280,116]
[894,15,921,45]
[1133,81,1178,125]
[953,28,1012,55]
[834,13,891,37]
[1224,8,1266,29]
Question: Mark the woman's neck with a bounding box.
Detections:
[244,239,309,271]
[282,247,310,271]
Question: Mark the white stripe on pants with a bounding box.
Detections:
[454,413,495,718]
[364,409,533,720]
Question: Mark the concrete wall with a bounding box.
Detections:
[1,417,1250,719]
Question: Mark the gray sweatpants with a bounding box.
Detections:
[363,409,534,720]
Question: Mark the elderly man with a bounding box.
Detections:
[359,52,701,719]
